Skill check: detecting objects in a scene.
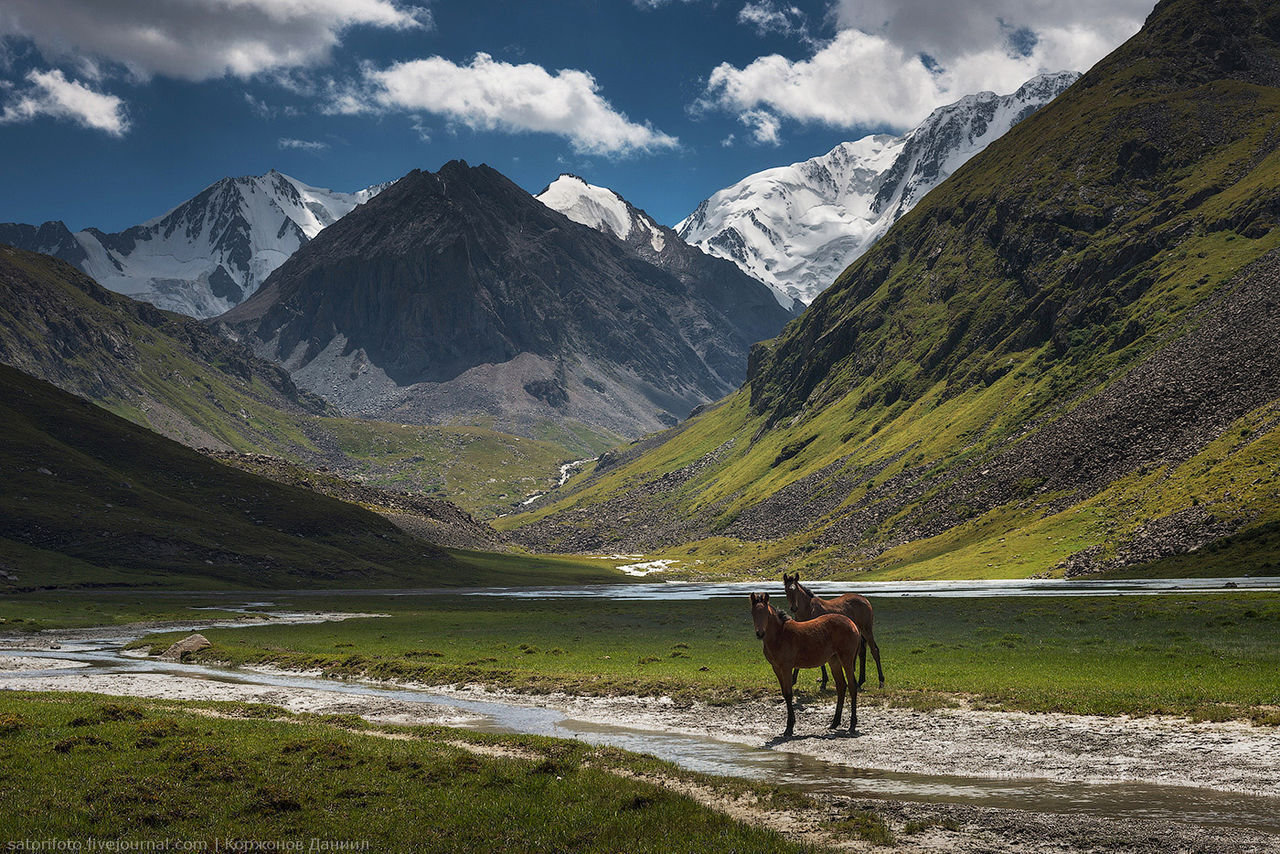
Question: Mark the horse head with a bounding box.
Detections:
[750,592,774,639]
[782,571,801,612]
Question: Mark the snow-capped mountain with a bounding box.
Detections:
[677,71,1080,306]
[537,174,804,314]
[537,174,668,254]
[2,171,387,318]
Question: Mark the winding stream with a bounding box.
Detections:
[3,602,1279,837]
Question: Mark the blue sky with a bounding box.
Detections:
[0,0,1154,233]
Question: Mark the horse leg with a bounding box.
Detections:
[820,664,829,690]
[844,642,860,733]
[827,655,846,729]
[857,636,867,687]
[791,667,799,688]
[774,664,796,738]
[866,628,885,688]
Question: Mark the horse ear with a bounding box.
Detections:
[763,593,770,603]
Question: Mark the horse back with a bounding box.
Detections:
[816,593,874,632]
[783,613,859,669]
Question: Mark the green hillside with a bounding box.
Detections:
[0,245,616,518]
[0,363,619,590]
[502,0,1280,581]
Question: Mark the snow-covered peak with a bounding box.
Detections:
[537,174,665,253]
[678,71,1080,305]
[68,170,389,318]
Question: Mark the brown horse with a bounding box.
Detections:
[750,592,861,738]
[783,572,884,689]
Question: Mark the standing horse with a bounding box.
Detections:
[783,572,885,689]
[750,592,861,738]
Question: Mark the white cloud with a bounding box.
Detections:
[739,109,781,145]
[278,137,328,151]
[832,0,1152,64]
[0,68,127,135]
[738,1,811,42]
[701,1,1152,133]
[343,52,678,156]
[0,0,428,82]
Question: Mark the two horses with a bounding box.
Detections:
[750,591,861,738]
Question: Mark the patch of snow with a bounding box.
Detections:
[617,559,679,577]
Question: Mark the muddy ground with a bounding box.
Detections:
[1,634,1277,853]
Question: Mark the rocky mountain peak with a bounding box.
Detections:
[218,161,795,439]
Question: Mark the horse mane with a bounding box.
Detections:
[796,581,816,600]
[777,609,792,623]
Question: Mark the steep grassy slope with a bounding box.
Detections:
[502,0,1280,580]
[0,245,611,518]
[0,364,621,590]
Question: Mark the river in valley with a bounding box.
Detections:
[2,579,1278,841]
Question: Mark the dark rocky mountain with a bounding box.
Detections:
[504,0,1280,580]
[0,221,89,268]
[219,161,795,439]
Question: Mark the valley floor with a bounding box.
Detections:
[2,649,1277,853]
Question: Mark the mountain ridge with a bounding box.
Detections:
[0,171,387,318]
[676,71,1080,306]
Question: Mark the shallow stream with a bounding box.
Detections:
[3,589,1278,838]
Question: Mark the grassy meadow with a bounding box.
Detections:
[108,591,1280,723]
[0,692,819,852]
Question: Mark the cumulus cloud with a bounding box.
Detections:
[0,0,428,81]
[0,67,127,135]
[701,0,1153,134]
[341,52,678,156]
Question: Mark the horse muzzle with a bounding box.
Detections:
[755,630,765,640]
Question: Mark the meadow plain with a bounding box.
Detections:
[93,590,1280,723]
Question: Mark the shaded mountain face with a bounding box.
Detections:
[676,72,1079,306]
[0,361,459,591]
[505,0,1280,579]
[0,171,386,318]
[0,244,330,453]
[220,161,795,438]
[537,173,805,317]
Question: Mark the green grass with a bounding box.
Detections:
[119,592,1280,722]
[0,692,820,852]
[321,416,619,519]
